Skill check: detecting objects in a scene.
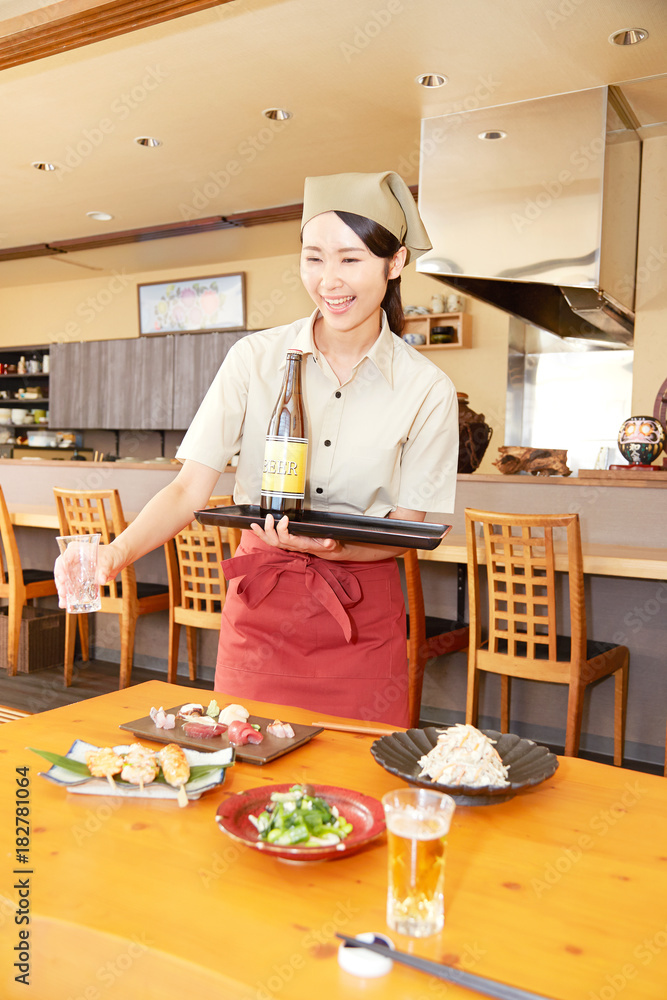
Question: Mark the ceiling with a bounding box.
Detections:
[1,0,666,286]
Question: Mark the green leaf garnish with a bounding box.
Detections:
[28,748,91,776]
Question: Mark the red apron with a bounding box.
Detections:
[214,530,409,726]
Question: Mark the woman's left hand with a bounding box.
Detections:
[250,513,345,556]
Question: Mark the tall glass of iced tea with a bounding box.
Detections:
[382,788,456,937]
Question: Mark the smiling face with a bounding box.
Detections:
[300,211,405,340]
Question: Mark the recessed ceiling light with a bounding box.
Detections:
[134,136,162,147]
[86,211,114,222]
[478,130,507,141]
[31,161,56,171]
[609,27,649,45]
[262,108,292,121]
[416,73,448,88]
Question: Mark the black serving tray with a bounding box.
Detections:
[195,505,451,550]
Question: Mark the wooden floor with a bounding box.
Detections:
[0,658,213,716]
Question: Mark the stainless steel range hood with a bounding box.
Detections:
[417,86,641,345]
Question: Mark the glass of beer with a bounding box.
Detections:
[382,787,456,937]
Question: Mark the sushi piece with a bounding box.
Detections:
[227,720,263,746]
[182,718,227,739]
[149,706,176,729]
[178,703,205,721]
[267,720,295,739]
[218,704,249,726]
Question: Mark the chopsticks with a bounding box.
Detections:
[311,722,397,737]
[336,934,556,1000]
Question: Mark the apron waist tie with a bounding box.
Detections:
[222,550,363,641]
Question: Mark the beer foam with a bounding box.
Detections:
[386,809,450,840]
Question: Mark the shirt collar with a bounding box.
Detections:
[281,308,396,388]
[363,311,395,388]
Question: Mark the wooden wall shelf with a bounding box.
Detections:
[402,312,471,350]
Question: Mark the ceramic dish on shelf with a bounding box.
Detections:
[370,727,559,806]
[215,783,385,862]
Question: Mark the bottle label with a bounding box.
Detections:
[261,436,307,499]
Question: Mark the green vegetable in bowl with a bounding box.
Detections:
[248,784,353,847]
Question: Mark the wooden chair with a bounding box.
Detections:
[402,548,469,728]
[465,508,628,765]
[0,485,59,675]
[53,487,170,689]
[165,495,241,682]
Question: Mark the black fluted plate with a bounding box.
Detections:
[370,727,559,806]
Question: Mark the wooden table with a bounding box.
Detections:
[8,504,60,530]
[1,679,666,1000]
[425,533,667,581]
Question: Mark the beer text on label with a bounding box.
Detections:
[261,437,307,499]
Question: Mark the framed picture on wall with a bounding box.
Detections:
[138,272,246,336]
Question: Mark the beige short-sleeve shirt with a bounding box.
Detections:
[176,310,458,515]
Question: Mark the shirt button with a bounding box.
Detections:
[324,440,331,447]
[316,487,323,494]
[335,391,341,398]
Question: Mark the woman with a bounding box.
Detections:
[55,171,458,726]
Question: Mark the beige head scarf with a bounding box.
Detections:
[301,171,432,264]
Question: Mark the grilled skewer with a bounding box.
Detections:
[158,743,191,807]
[86,747,124,790]
[120,743,159,792]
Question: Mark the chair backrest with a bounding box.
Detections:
[173,521,228,616]
[207,494,241,555]
[0,485,22,595]
[465,508,587,666]
[166,493,236,618]
[53,487,134,601]
[402,549,427,728]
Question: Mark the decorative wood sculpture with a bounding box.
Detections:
[493,447,571,477]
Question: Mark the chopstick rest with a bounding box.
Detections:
[335,934,556,1000]
[338,933,395,978]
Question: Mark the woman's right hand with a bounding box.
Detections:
[53,542,124,609]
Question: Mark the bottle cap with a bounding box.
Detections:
[337,933,394,978]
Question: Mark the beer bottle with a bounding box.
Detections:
[260,349,308,516]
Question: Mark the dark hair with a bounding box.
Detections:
[334,211,405,334]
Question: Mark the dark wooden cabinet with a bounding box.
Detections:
[172,331,247,429]
[50,332,247,430]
